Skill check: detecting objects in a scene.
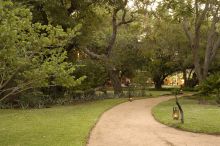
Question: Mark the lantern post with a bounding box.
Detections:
[128,82,132,102]
[175,92,184,124]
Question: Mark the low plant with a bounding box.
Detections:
[198,73,220,103]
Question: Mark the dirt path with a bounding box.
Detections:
[87,96,220,146]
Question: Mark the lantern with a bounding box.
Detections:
[173,107,179,120]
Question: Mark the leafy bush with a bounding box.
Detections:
[0,1,85,103]
[0,90,49,109]
[18,91,46,109]
[171,88,181,95]
[65,88,96,100]
[198,73,220,103]
[198,73,220,94]
[182,87,198,92]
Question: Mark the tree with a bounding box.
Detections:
[83,0,135,95]
[164,0,220,83]
[17,0,138,95]
[146,49,180,89]
[74,59,108,91]
[112,22,147,78]
[0,1,85,102]
[141,13,186,89]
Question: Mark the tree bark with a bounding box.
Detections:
[203,10,220,79]
[183,69,188,87]
[81,2,134,95]
[108,69,122,95]
[154,78,163,89]
[183,19,203,83]
[191,42,203,83]
[182,1,217,84]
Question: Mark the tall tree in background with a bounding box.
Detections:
[17,0,138,95]
[164,0,220,83]
[83,0,135,95]
[141,5,191,89]
[183,0,220,83]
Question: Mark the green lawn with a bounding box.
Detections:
[152,97,220,134]
[0,98,127,146]
[146,91,171,96]
[0,91,173,146]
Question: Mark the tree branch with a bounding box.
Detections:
[211,35,220,62]
[106,8,119,57]
[83,48,106,60]
[0,87,19,102]
[106,0,133,57]
[203,5,220,76]
[117,9,135,26]
[0,67,21,90]
[210,6,220,62]
[195,0,210,32]
[183,19,193,44]
[0,73,5,87]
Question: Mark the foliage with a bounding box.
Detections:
[74,59,107,90]
[163,0,220,83]
[0,1,85,102]
[113,25,147,78]
[198,73,220,103]
[171,88,181,95]
[182,87,198,92]
[141,13,190,89]
[132,71,150,96]
[5,0,220,101]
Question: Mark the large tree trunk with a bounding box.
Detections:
[183,69,194,88]
[183,69,189,88]
[203,14,220,80]
[183,1,220,84]
[108,69,122,95]
[153,78,163,89]
[183,23,203,83]
[154,82,162,89]
[82,3,133,95]
[192,44,203,83]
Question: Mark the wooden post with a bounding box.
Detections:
[175,94,184,123]
[128,84,133,102]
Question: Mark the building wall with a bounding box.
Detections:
[164,73,184,86]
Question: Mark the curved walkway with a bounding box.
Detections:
[87,96,220,146]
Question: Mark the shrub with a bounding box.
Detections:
[199,73,220,94]
[182,87,198,92]
[65,88,96,100]
[171,88,181,95]
[198,73,220,103]
[18,91,47,109]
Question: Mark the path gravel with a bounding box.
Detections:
[87,96,220,146]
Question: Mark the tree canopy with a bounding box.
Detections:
[1,0,220,107]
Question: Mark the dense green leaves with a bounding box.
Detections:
[140,14,191,88]
[2,0,219,103]
[0,1,85,102]
[199,73,220,95]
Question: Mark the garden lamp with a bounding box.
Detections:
[173,107,179,120]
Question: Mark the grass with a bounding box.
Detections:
[146,91,171,96]
[0,90,173,146]
[0,98,127,146]
[152,97,220,135]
